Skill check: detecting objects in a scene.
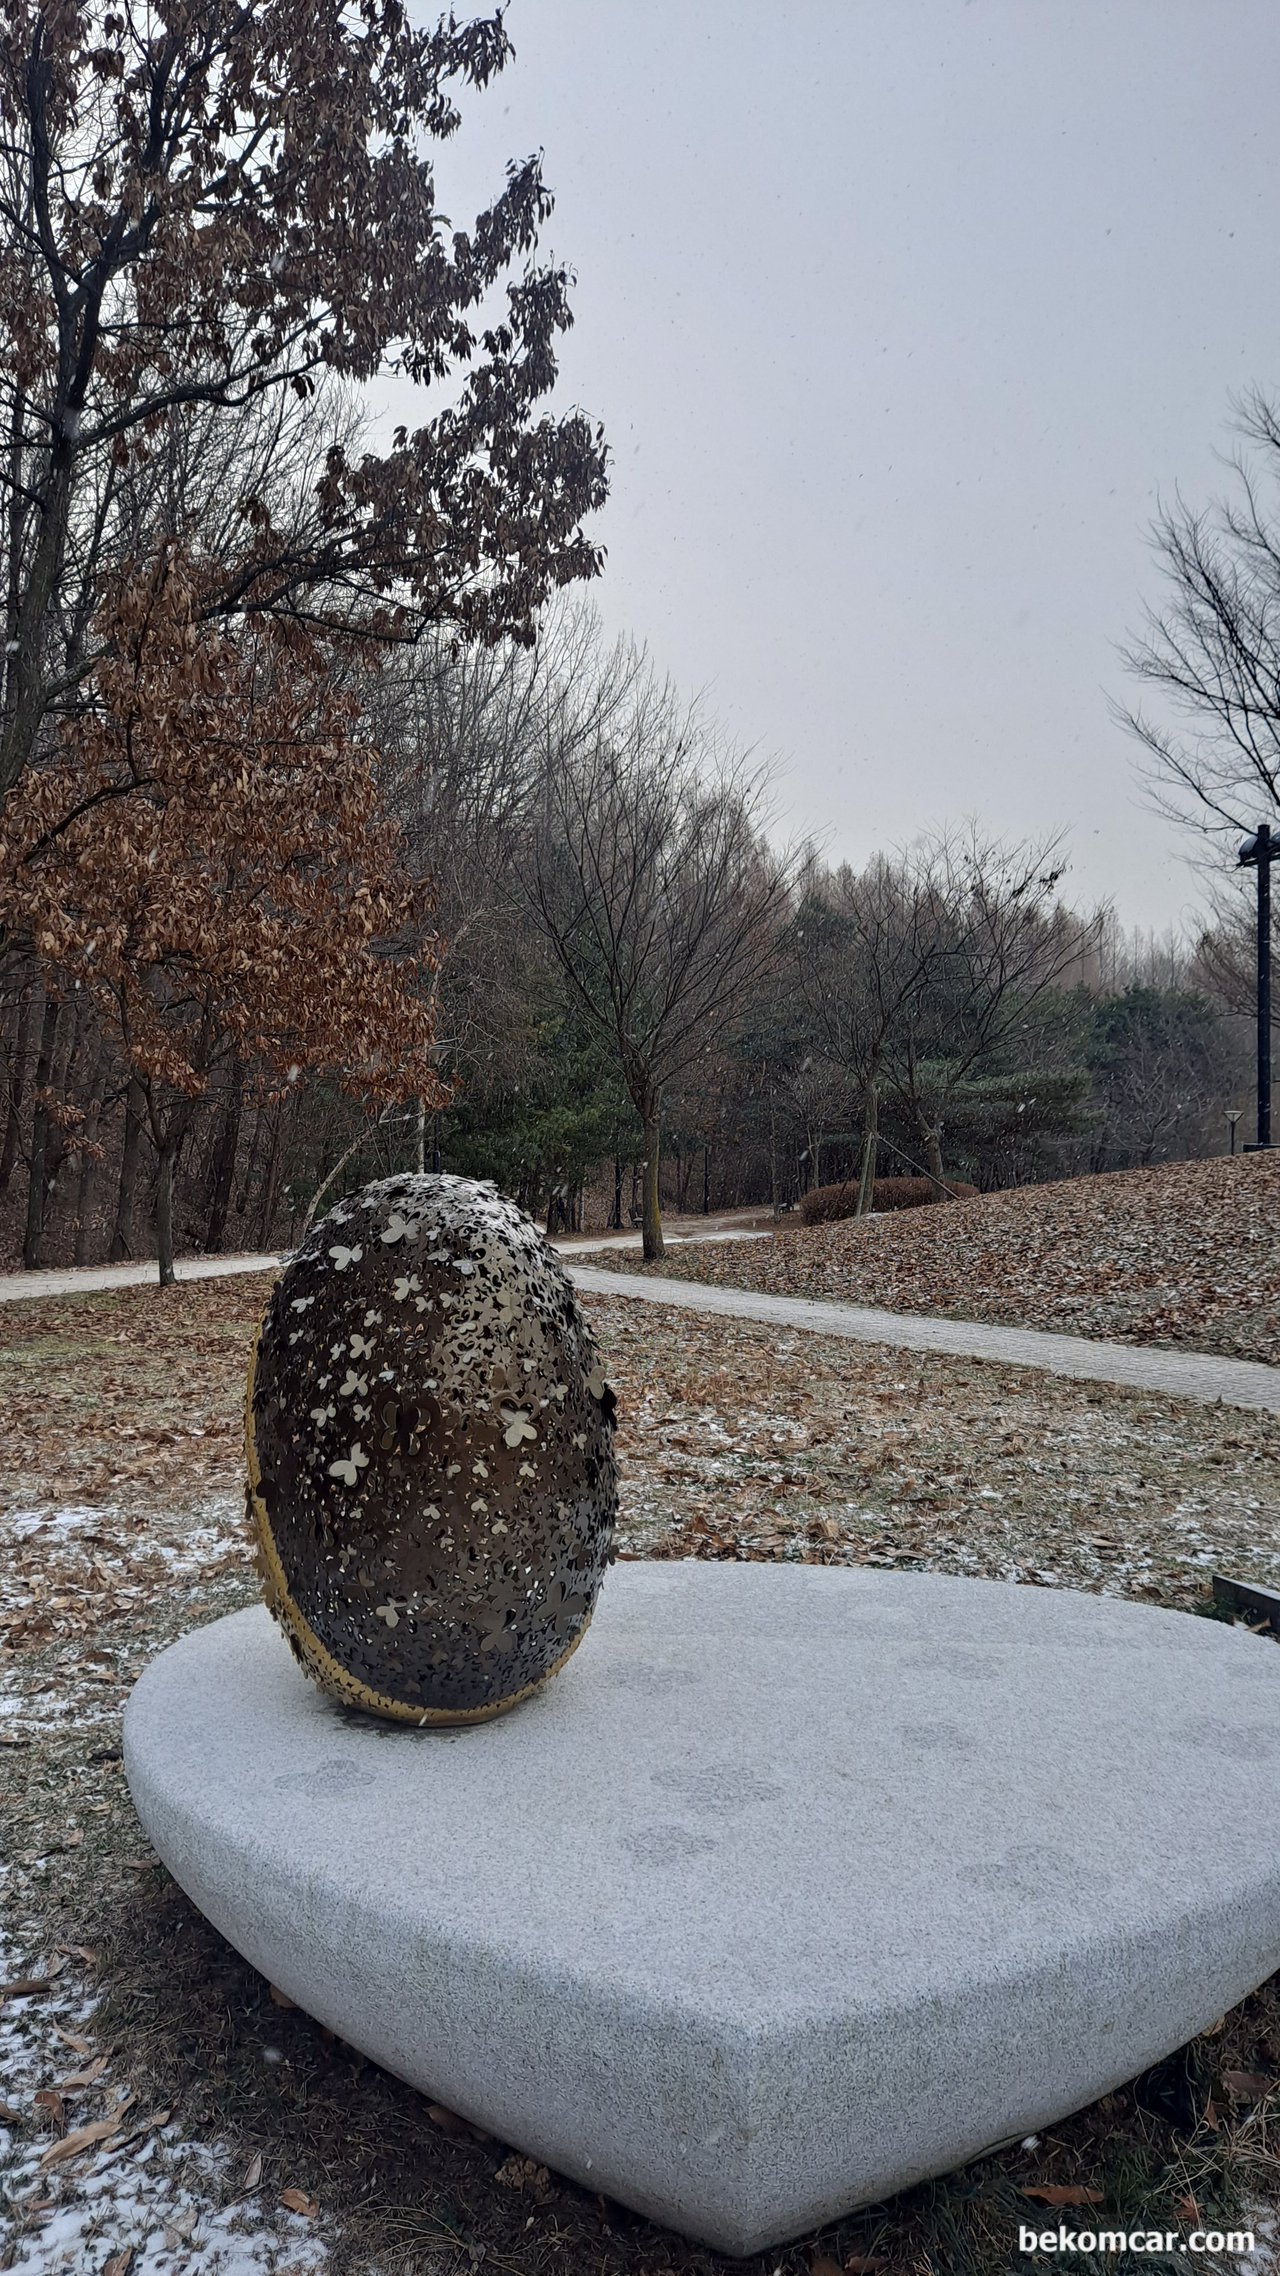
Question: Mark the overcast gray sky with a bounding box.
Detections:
[385,0,1280,933]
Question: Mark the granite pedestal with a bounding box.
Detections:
[123,1564,1280,2253]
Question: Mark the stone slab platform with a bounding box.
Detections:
[123,1565,1280,2253]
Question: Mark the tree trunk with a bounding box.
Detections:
[611,1152,623,1230]
[156,1137,179,1286]
[0,976,34,1205]
[203,1058,244,1252]
[22,992,60,1268]
[855,1075,879,1217]
[641,1111,664,1262]
[71,1038,106,1265]
[236,1100,266,1218]
[0,426,78,799]
[36,990,80,1230]
[922,1122,947,1199]
[72,1118,101,1266]
[255,1101,284,1248]
[110,1074,147,1261]
[414,1097,426,1174]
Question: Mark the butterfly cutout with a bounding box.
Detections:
[500,1406,537,1448]
[328,1443,369,1486]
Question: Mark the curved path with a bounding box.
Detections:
[567,1263,1280,1416]
[1,1246,1276,1416]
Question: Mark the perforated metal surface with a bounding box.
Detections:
[247,1175,617,1722]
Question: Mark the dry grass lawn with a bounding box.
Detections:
[3,1269,1280,2276]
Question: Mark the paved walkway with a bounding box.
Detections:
[0,1225,767,1304]
[3,1244,1275,1417]
[567,1264,1280,1416]
[0,1251,286,1302]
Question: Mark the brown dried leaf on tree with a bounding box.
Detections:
[0,2,608,803]
[0,548,450,1280]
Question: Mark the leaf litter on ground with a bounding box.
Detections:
[3,1261,1280,2273]
[591,1152,1280,1367]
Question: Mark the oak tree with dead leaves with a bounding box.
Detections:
[0,544,447,1281]
[0,0,608,798]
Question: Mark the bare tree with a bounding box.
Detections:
[793,853,946,1215]
[883,831,1099,1194]
[525,663,792,1259]
[372,605,643,1130]
[1119,391,1280,845]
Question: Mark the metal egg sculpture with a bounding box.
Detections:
[246,1174,617,1724]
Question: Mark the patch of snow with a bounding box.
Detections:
[0,1922,332,2275]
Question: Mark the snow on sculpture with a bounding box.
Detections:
[246,1174,617,1723]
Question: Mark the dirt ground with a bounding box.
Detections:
[4,1271,1280,2276]
[592,1153,1280,1369]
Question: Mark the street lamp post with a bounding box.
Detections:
[1238,823,1275,1151]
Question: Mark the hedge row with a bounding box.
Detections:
[798,1175,978,1225]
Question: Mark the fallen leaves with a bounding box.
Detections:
[604,1152,1280,1367]
[1021,2185,1106,2207]
[584,1296,1280,1613]
[51,2024,93,2056]
[38,2091,134,2167]
[0,1976,52,2001]
[495,2154,551,2193]
[0,1275,273,1528]
[1222,2068,1273,2099]
[280,2184,319,2217]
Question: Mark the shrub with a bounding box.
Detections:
[798,1175,977,1225]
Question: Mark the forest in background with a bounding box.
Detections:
[0,589,1262,1271]
[0,1,1274,1281]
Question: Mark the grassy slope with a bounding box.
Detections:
[601,1154,1280,1367]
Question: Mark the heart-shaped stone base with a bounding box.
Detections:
[123,1564,1280,2252]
